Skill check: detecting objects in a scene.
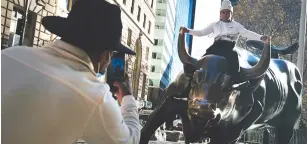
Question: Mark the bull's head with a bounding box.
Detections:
[178,29,271,122]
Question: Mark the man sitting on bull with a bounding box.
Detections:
[181,0,269,88]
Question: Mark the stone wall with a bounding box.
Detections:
[1,0,63,48]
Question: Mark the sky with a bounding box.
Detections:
[191,0,221,59]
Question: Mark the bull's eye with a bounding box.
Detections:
[194,68,207,84]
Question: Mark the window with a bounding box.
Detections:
[155,24,164,29]
[127,28,132,46]
[9,7,36,47]
[156,53,162,59]
[152,52,157,59]
[156,9,166,16]
[157,0,166,3]
[146,47,150,60]
[151,66,156,72]
[152,52,162,59]
[155,22,165,29]
[151,0,154,8]
[154,39,158,45]
[143,14,147,28]
[157,39,164,46]
[154,39,163,46]
[137,6,141,21]
[123,0,126,4]
[131,0,135,13]
[148,21,151,33]
[149,79,154,86]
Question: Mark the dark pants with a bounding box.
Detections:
[204,40,239,77]
[184,40,239,78]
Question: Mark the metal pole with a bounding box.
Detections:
[19,0,31,45]
[297,0,306,76]
[295,0,307,130]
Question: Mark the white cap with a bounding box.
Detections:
[220,0,233,12]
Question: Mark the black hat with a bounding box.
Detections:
[42,0,136,55]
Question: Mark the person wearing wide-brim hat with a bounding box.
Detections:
[2,0,140,143]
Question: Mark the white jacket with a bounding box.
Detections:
[188,20,262,42]
[1,40,140,144]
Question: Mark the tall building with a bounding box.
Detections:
[169,0,196,84]
[148,0,177,88]
[148,0,196,89]
[106,0,155,100]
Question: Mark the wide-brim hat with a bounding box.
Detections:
[42,0,136,55]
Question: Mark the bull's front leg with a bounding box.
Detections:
[140,73,191,144]
[140,96,183,144]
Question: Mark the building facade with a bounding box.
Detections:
[107,0,155,100]
[1,0,70,48]
[151,0,195,89]
[148,0,177,88]
[1,0,155,100]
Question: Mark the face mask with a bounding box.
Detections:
[97,69,107,77]
[99,69,107,75]
[97,73,102,78]
[96,62,107,76]
[97,71,106,82]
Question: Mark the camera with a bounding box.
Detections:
[106,52,126,93]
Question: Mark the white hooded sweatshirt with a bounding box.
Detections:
[188,0,262,42]
[188,20,263,42]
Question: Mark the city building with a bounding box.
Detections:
[149,0,227,90]
[148,0,196,89]
[147,0,224,106]
[148,0,177,88]
[169,0,196,84]
[106,0,155,100]
[1,0,155,101]
[1,0,71,48]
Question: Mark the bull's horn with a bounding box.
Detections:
[178,30,197,66]
[240,40,271,81]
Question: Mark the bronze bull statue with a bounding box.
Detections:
[140,29,303,144]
